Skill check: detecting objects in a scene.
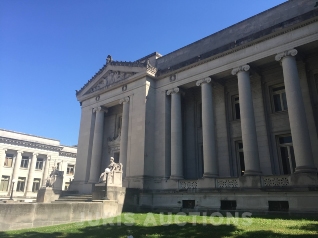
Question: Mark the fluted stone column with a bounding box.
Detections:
[42,156,51,186]
[0,149,6,182]
[167,87,183,179]
[232,65,262,175]
[196,78,218,177]
[88,106,107,183]
[275,49,317,173]
[25,153,38,196]
[119,97,130,177]
[11,150,23,193]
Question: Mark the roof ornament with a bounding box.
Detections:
[106,55,112,64]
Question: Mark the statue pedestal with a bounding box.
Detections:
[36,187,61,203]
[100,171,122,187]
[92,183,126,203]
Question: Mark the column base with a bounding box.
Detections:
[203,173,218,178]
[170,175,184,180]
[294,166,317,173]
[244,170,262,176]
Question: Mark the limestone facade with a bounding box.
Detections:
[73,0,318,212]
[0,129,77,201]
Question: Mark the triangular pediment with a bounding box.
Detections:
[77,63,147,99]
[84,69,137,96]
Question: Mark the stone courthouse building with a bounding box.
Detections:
[0,129,77,201]
[73,0,318,212]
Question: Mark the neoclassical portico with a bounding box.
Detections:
[0,129,77,200]
[72,0,318,212]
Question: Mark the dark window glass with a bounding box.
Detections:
[279,136,292,144]
[235,103,240,119]
[273,94,282,112]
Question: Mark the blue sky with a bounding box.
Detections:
[0,0,286,146]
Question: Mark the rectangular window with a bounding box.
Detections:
[221,200,237,210]
[232,96,240,120]
[182,200,195,209]
[67,164,75,175]
[56,162,60,170]
[4,154,13,167]
[236,142,245,176]
[277,135,295,175]
[271,85,287,112]
[0,176,10,191]
[16,177,26,192]
[35,158,43,170]
[268,201,289,211]
[115,114,122,137]
[20,156,29,168]
[32,178,41,192]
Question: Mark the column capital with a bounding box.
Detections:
[167,87,181,95]
[275,49,298,62]
[17,150,23,154]
[232,65,250,75]
[93,106,108,113]
[119,97,130,104]
[32,153,39,157]
[196,77,211,86]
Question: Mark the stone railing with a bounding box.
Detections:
[179,180,198,189]
[262,176,290,187]
[216,178,239,188]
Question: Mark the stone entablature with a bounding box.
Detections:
[0,136,62,152]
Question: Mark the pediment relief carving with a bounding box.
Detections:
[84,70,136,95]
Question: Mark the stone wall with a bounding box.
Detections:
[0,200,121,231]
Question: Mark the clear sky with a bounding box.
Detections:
[0,0,286,146]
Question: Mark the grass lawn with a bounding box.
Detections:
[1,212,318,238]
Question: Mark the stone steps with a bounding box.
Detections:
[53,194,93,203]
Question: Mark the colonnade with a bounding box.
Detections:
[166,49,316,179]
[88,97,130,183]
[0,148,51,196]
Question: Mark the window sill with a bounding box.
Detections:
[19,168,28,170]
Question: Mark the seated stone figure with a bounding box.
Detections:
[99,157,123,186]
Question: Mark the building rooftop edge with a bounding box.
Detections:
[0,128,60,143]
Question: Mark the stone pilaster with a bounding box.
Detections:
[167,87,183,179]
[196,78,218,177]
[275,49,317,173]
[119,97,130,178]
[42,156,51,187]
[88,106,108,183]
[25,153,38,196]
[232,65,262,175]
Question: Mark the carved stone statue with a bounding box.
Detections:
[99,157,123,187]
[46,166,58,187]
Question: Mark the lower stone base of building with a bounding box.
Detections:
[137,190,318,214]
